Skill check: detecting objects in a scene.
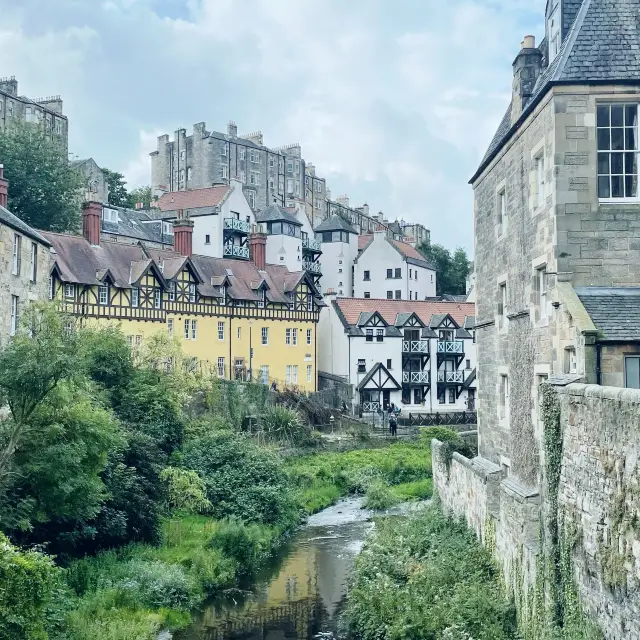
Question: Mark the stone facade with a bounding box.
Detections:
[71,158,109,205]
[0,76,68,152]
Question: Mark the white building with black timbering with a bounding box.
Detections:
[318,297,476,413]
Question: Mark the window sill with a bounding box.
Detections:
[599,198,640,204]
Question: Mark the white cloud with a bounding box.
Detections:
[0,0,546,253]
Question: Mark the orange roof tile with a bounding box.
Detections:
[334,297,475,327]
[358,234,373,251]
[157,186,230,212]
[389,238,429,263]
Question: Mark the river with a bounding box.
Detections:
[176,498,376,640]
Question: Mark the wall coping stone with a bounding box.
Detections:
[432,439,501,482]
[557,383,640,405]
[501,477,541,504]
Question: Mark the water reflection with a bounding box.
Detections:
[178,499,373,640]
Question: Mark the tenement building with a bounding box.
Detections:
[319,297,476,413]
[432,2,640,638]
[44,202,322,391]
[0,165,51,344]
[0,76,68,151]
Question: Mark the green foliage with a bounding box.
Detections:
[102,168,131,208]
[0,533,65,640]
[345,505,518,640]
[81,327,134,391]
[416,241,471,296]
[182,432,299,530]
[363,480,399,510]
[129,185,155,209]
[390,478,433,501]
[160,467,211,514]
[0,121,82,231]
[259,405,310,444]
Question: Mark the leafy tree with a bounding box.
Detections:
[0,304,83,483]
[160,467,211,514]
[0,121,82,231]
[102,168,131,208]
[418,242,471,296]
[129,185,155,209]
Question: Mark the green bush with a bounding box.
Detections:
[182,432,299,530]
[0,533,64,640]
[345,505,518,640]
[363,480,399,510]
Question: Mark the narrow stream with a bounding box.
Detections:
[176,498,374,640]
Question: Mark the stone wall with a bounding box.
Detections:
[433,381,640,639]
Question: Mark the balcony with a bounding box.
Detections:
[303,260,322,274]
[402,340,429,354]
[223,244,250,260]
[403,371,430,384]
[437,371,464,384]
[362,401,380,413]
[224,217,251,234]
[302,237,322,252]
[437,340,464,354]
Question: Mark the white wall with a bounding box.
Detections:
[317,297,350,378]
[265,233,302,271]
[353,232,436,300]
[319,232,358,296]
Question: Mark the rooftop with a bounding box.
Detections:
[0,204,51,246]
[576,287,640,341]
[156,186,230,212]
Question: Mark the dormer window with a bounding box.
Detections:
[189,283,196,303]
[258,289,266,309]
[547,1,561,62]
[220,285,227,305]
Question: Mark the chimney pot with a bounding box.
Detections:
[173,217,194,257]
[83,201,102,246]
[523,35,536,49]
[248,232,267,271]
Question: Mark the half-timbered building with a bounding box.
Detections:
[43,202,322,391]
[318,296,476,412]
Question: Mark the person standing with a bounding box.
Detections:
[389,413,398,437]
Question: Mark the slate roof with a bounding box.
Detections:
[473,0,640,182]
[314,215,357,234]
[333,298,476,330]
[156,186,230,212]
[464,315,477,330]
[0,204,51,246]
[255,203,302,226]
[103,207,174,246]
[576,287,640,341]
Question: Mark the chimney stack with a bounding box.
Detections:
[511,35,542,124]
[249,232,267,271]
[227,120,238,137]
[0,164,8,208]
[173,214,194,257]
[83,201,102,246]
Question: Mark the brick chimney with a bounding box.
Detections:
[511,35,543,124]
[0,164,8,208]
[83,201,102,246]
[227,120,238,137]
[173,214,194,257]
[249,232,267,271]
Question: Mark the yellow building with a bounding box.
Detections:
[43,203,320,391]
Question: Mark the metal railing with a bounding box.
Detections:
[303,260,322,274]
[302,237,322,251]
[398,411,477,427]
[437,340,464,354]
[403,371,430,384]
[362,401,380,413]
[224,217,251,234]
[402,340,429,353]
[223,244,250,259]
[437,371,464,383]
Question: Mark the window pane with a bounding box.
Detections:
[612,175,624,197]
[626,127,638,150]
[611,153,624,174]
[612,128,624,151]
[626,357,640,389]
[597,128,610,150]
[611,104,624,127]
[625,175,638,198]
[625,152,637,174]
[598,153,610,174]
[597,104,610,127]
[626,105,638,127]
[598,176,610,198]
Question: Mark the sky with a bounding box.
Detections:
[0,0,544,253]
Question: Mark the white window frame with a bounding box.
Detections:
[307,294,313,311]
[220,165,228,179]
[131,287,139,307]
[168,318,174,337]
[500,374,510,420]
[307,365,312,383]
[221,143,228,157]
[624,355,640,388]
[537,267,548,319]
[497,188,507,236]
[218,357,225,378]
[184,319,190,339]
[191,319,197,340]
[154,288,162,309]
[189,283,196,303]
[218,321,225,341]
[286,365,292,384]
[12,234,21,275]
[99,285,109,306]
[262,327,269,345]
[10,295,18,336]
[306,328,312,345]
[250,150,259,163]
[30,241,37,283]
[535,154,545,208]
[292,365,298,384]
[65,283,76,299]
[286,328,292,345]
[247,191,256,209]
[261,365,269,385]
[292,328,298,345]
[168,281,175,302]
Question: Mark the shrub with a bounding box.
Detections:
[0,533,64,640]
[363,480,399,510]
[259,405,310,444]
[182,432,299,530]
[160,467,211,514]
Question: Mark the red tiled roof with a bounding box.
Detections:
[389,239,428,263]
[334,297,475,327]
[157,186,230,211]
[358,234,373,251]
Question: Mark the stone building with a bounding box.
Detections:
[70,158,109,204]
[0,76,68,152]
[471,0,640,480]
[0,165,51,344]
[150,121,327,217]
